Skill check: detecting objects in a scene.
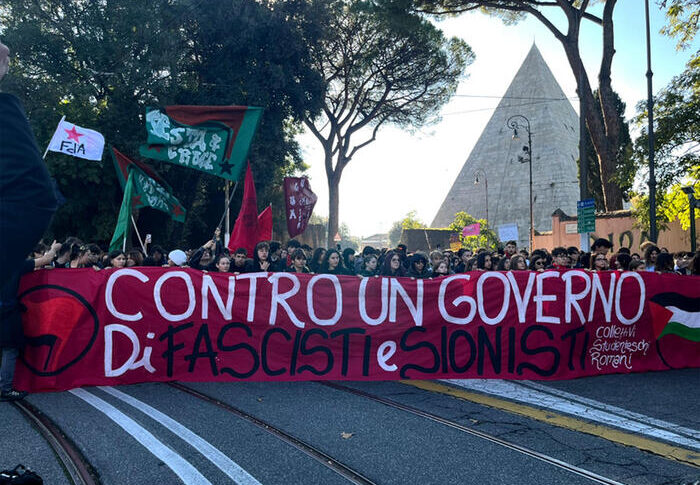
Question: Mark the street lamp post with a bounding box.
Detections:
[507,115,533,252]
[681,186,699,252]
[473,169,489,225]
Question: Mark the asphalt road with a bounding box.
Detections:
[1,369,698,485]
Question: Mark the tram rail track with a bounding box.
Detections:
[12,400,100,485]
[319,381,628,485]
[168,382,378,485]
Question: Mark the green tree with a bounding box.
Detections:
[578,89,635,210]
[631,1,700,231]
[661,0,700,49]
[0,0,324,248]
[447,211,498,250]
[388,210,426,247]
[404,0,628,211]
[303,0,472,248]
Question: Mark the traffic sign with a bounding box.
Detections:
[577,198,596,233]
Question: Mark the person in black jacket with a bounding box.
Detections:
[319,249,347,275]
[0,41,58,401]
[406,252,430,279]
[230,247,253,274]
[189,227,224,271]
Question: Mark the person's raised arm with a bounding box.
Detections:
[33,240,61,269]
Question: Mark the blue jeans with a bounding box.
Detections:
[0,347,19,392]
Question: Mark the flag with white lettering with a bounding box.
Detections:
[47,117,105,161]
[139,105,262,181]
[284,177,317,238]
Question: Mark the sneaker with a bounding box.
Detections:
[0,389,28,402]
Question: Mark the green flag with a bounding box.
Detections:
[139,107,233,180]
[109,171,135,251]
[139,105,262,181]
[110,147,186,223]
[131,165,186,222]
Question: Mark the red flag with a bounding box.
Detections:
[228,164,262,254]
[284,177,317,238]
[257,205,272,242]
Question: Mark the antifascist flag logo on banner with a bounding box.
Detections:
[284,177,317,238]
[139,105,262,181]
[47,118,105,161]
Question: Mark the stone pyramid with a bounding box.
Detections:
[431,44,579,248]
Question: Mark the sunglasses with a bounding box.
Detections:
[535,260,544,266]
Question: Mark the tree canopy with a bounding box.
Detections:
[448,211,498,250]
[0,0,324,248]
[630,1,700,231]
[303,0,473,247]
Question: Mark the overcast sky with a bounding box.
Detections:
[297,3,699,239]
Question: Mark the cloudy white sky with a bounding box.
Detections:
[297,2,699,239]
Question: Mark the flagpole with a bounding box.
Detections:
[130,214,147,254]
[225,181,230,237]
[43,115,66,159]
[217,181,239,233]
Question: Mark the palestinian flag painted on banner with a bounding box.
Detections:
[110,148,186,223]
[139,105,262,181]
[649,293,700,342]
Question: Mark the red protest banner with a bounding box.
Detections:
[284,177,317,238]
[16,269,700,392]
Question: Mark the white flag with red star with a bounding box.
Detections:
[47,117,105,161]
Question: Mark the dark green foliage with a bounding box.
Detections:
[0,0,323,248]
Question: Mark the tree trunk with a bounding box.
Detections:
[562,41,624,211]
[327,174,340,249]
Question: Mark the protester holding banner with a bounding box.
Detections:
[212,254,231,273]
[432,260,450,277]
[252,241,272,272]
[105,250,127,269]
[380,250,406,277]
[358,254,379,277]
[407,252,430,279]
[189,228,224,271]
[475,251,493,271]
[126,250,143,268]
[655,253,675,274]
[590,253,610,271]
[496,257,511,270]
[509,255,528,270]
[230,248,253,274]
[286,248,311,274]
[320,249,347,275]
[342,248,356,276]
[309,248,326,273]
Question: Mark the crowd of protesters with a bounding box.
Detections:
[29,232,700,277]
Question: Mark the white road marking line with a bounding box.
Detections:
[99,386,262,485]
[519,380,700,441]
[69,388,213,485]
[442,379,700,451]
